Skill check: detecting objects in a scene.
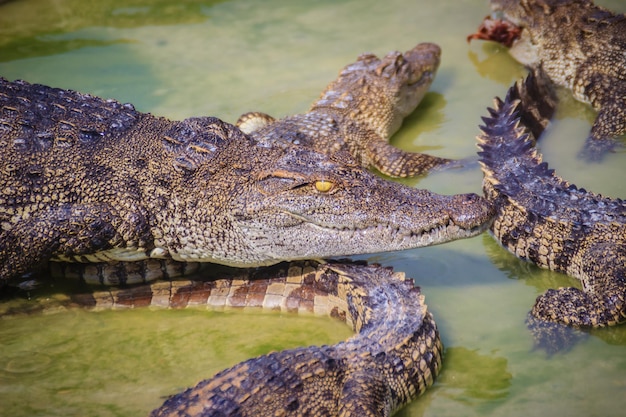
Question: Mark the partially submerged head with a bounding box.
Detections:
[312,42,441,139]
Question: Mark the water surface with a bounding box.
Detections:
[1,0,625,416]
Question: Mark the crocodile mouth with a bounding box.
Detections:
[286,212,489,246]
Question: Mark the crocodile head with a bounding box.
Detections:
[475,0,604,68]
[312,42,441,140]
[176,136,494,267]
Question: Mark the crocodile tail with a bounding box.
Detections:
[477,72,626,343]
[477,70,559,194]
[506,68,557,141]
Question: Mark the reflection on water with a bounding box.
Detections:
[482,234,575,291]
[467,42,526,86]
[394,91,448,153]
[435,347,512,403]
[1,0,625,416]
[396,347,512,417]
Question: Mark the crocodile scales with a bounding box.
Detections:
[237,43,459,178]
[148,262,441,417]
[477,74,626,346]
[470,0,626,161]
[0,41,492,416]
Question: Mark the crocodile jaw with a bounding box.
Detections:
[487,1,542,67]
[267,218,490,260]
[195,221,491,268]
[221,191,494,267]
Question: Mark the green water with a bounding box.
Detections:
[1,0,625,416]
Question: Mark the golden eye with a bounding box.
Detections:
[314,180,334,193]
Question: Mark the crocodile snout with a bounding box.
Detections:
[446,193,496,230]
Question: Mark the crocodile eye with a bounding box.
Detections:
[314,180,335,193]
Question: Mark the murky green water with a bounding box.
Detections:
[1,0,625,416]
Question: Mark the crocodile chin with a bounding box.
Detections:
[295,212,491,244]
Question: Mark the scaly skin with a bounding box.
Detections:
[131,261,441,417]
[477,74,626,348]
[0,77,494,285]
[473,0,626,160]
[237,43,459,178]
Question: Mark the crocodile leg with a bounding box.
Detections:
[0,204,137,281]
[580,101,626,160]
[366,138,459,178]
[531,241,626,328]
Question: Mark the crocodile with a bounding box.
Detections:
[0,76,494,286]
[469,0,626,161]
[477,73,626,345]
[236,42,460,178]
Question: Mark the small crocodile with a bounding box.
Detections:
[0,77,494,286]
[477,73,626,345]
[469,0,626,160]
[236,43,459,178]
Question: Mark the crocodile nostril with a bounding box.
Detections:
[448,194,496,228]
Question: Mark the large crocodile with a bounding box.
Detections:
[236,43,459,178]
[0,76,494,286]
[477,73,626,346]
[469,0,626,161]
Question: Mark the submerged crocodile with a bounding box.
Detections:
[469,0,626,160]
[236,43,459,178]
[477,74,626,345]
[0,76,494,286]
